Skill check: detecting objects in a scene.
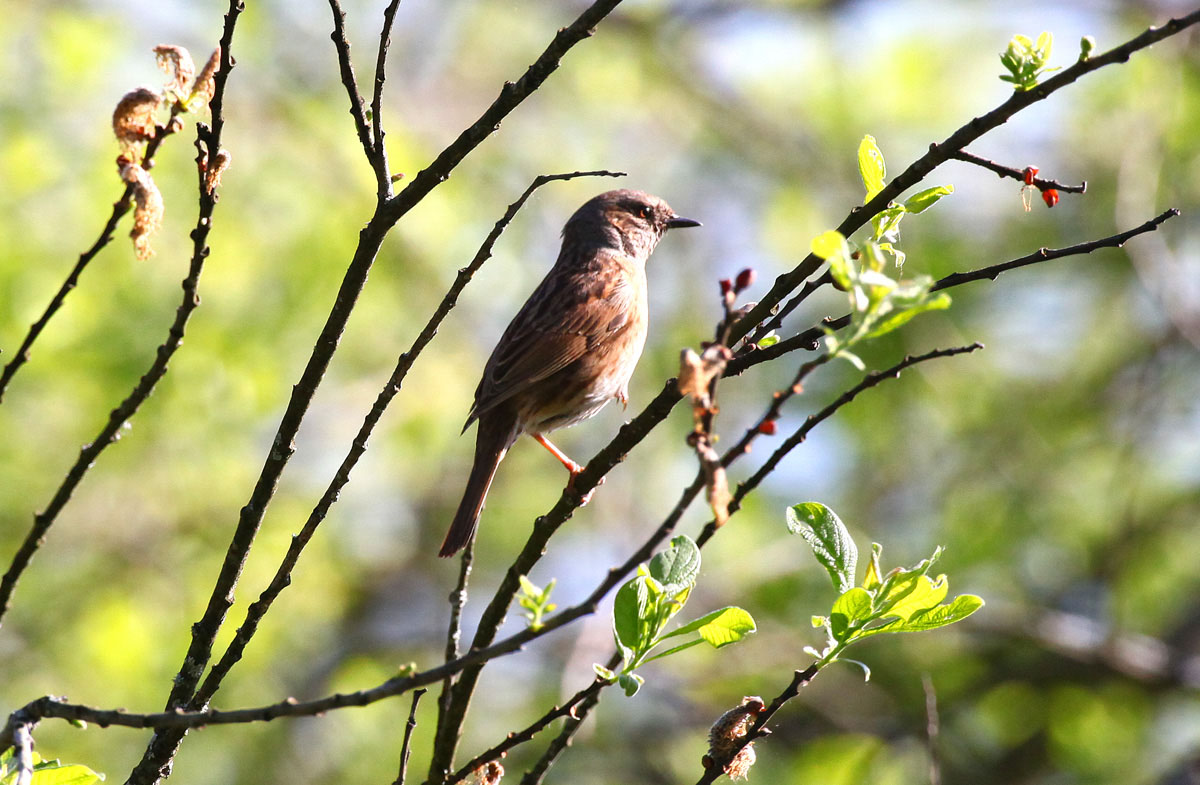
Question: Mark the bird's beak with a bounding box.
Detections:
[666,215,702,229]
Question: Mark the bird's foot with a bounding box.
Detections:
[566,467,604,506]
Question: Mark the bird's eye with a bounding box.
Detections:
[638,206,652,220]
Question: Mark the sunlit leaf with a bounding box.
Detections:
[904,185,954,214]
[648,535,701,594]
[858,135,886,201]
[786,502,858,592]
[862,292,951,339]
[660,606,757,648]
[618,672,644,697]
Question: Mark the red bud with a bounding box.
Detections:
[757,420,777,435]
[1042,188,1059,208]
[719,278,733,296]
[1023,166,1038,186]
[734,267,756,293]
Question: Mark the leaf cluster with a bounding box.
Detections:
[595,536,756,696]
[787,503,983,677]
[999,32,1060,90]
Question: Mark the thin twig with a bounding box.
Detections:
[695,664,819,785]
[327,0,382,189]
[517,670,610,785]
[739,9,1200,347]
[930,208,1178,291]
[393,689,427,785]
[449,679,605,785]
[431,539,474,772]
[951,148,1086,193]
[0,106,185,404]
[724,344,985,525]
[117,5,244,782]
[371,0,403,193]
[0,70,234,627]
[759,270,833,342]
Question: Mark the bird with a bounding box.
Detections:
[439,189,700,557]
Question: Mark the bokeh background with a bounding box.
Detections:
[2,1,1199,783]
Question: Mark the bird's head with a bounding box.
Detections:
[564,189,701,259]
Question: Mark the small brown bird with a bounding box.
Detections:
[439,189,700,557]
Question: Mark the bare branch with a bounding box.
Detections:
[372,0,403,178]
[951,147,1086,193]
[327,0,383,192]
[393,689,426,785]
[695,664,819,785]
[0,106,185,404]
[517,653,618,785]
[720,344,985,532]
[448,679,606,785]
[930,208,1179,291]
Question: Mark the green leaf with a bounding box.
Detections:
[871,204,906,242]
[618,672,644,697]
[648,535,701,594]
[811,230,849,262]
[862,292,951,340]
[903,185,954,214]
[33,765,105,785]
[756,333,780,348]
[786,503,858,592]
[832,587,873,623]
[593,663,616,681]
[885,574,949,622]
[859,594,984,637]
[863,544,883,590]
[660,606,757,648]
[613,576,651,654]
[830,587,872,642]
[858,135,886,201]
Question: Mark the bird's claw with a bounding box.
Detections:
[566,468,604,506]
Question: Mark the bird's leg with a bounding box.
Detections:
[531,433,602,504]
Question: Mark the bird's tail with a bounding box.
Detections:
[439,418,513,557]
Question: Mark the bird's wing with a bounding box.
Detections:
[466,255,636,425]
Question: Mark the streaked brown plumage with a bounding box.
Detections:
[439,189,700,557]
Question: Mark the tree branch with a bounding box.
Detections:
[448,679,606,785]
[0,106,185,404]
[327,0,385,194]
[740,9,1200,347]
[742,208,1180,373]
[695,664,820,785]
[393,689,427,785]
[371,0,403,186]
[950,147,1086,193]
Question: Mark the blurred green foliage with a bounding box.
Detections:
[1,2,1198,784]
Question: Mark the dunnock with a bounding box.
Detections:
[439,189,700,557]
